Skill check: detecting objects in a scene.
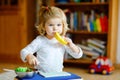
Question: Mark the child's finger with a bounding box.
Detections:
[29,59,33,65]
[33,59,39,66]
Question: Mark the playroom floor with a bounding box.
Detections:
[0,62,120,80]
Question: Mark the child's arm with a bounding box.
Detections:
[65,37,80,53]
[20,36,41,66]
[64,37,83,59]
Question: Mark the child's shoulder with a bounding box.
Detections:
[29,36,47,46]
[35,35,46,41]
[31,35,46,44]
[36,35,44,39]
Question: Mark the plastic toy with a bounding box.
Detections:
[15,67,32,72]
[89,56,114,75]
[54,32,68,45]
[15,67,28,72]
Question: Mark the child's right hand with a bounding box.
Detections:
[26,54,39,66]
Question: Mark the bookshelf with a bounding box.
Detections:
[50,0,117,64]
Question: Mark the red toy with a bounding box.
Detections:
[89,56,114,75]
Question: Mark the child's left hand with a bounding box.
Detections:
[64,37,80,53]
[64,37,73,46]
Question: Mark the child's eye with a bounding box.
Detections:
[49,24,53,26]
[57,24,62,26]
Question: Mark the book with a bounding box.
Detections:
[87,39,105,49]
[83,50,99,57]
[77,44,93,51]
[92,20,98,32]
[73,12,78,30]
[100,16,105,32]
[96,18,102,32]
[89,21,94,32]
[79,12,88,31]
[92,38,106,44]
[55,0,68,4]
[86,22,91,32]
[87,44,105,56]
[103,16,108,32]
[38,71,71,78]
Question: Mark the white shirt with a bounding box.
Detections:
[20,36,83,72]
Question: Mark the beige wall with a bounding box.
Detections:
[117,0,120,64]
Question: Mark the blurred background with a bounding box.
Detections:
[0,0,120,66]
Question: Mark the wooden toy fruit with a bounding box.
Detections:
[54,32,67,45]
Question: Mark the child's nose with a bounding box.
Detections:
[53,26,57,30]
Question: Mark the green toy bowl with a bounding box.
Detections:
[15,67,35,78]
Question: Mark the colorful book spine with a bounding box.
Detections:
[104,16,108,32]
[100,16,105,32]
[96,18,102,32]
[73,12,78,30]
[86,22,91,32]
[89,21,94,32]
[92,20,97,32]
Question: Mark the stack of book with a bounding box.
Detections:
[87,38,106,54]
[77,38,106,59]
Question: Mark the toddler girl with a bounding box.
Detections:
[20,4,83,73]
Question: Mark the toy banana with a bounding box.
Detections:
[55,32,68,45]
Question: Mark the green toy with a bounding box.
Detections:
[15,67,28,72]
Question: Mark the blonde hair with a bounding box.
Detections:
[36,6,69,36]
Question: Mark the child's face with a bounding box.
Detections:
[45,17,63,39]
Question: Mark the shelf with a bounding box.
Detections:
[0,6,19,15]
[0,5,19,10]
[64,58,93,64]
[67,30,107,35]
[55,2,109,6]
